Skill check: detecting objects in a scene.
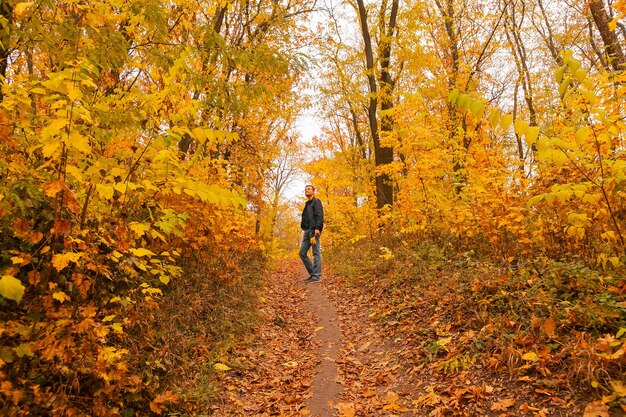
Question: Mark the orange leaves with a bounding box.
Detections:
[543,316,556,337]
[43,180,67,197]
[11,252,32,266]
[149,391,178,414]
[12,218,30,238]
[323,242,626,416]
[595,329,626,362]
[490,397,515,411]
[213,261,318,415]
[51,252,83,272]
[381,390,409,411]
[532,315,558,338]
[583,401,610,417]
[52,291,71,303]
[336,402,356,417]
[42,180,82,214]
[0,0,291,414]
[52,219,71,236]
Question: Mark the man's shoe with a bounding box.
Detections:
[305,276,321,284]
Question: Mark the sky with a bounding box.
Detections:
[286,106,320,202]
[285,1,341,202]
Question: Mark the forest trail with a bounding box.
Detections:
[213,258,610,417]
[212,258,433,416]
[212,258,435,416]
[213,259,344,416]
[303,265,344,415]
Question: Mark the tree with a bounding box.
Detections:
[0,0,12,102]
[588,0,626,71]
[354,0,399,209]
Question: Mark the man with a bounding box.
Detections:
[299,185,324,283]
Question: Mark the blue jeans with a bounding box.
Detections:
[299,230,321,279]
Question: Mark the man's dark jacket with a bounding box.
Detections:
[301,197,324,232]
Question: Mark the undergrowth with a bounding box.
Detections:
[142,249,266,414]
[327,240,626,410]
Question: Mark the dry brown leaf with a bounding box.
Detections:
[611,380,626,396]
[519,403,540,412]
[42,180,67,197]
[543,316,556,336]
[149,390,178,415]
[583,401,609,417]
[336,401,356,417]
[490,398,515,411]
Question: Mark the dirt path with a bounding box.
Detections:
[301,267,343,416]
[212,259,343,416]
[211,258,612,416]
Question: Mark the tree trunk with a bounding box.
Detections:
[588,15,610,70]
[376,0,399,208]
[349,106,368,160]
[504,0,537,127]
[356,0,395,209]
[435,0,465,193]
[589,0,626,71]
[0,0,13,102]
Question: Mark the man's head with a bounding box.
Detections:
[305,185,315,199]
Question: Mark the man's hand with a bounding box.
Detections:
[315,229,321,237]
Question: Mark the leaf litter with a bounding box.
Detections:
[212,260,318,416]
[212,258,624,416]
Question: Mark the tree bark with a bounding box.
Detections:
[588,15,610,70]
[355,0,395,209]
[503,0,537,127]
[588,0,626,71]
[0,0,13,102]
[376,0,399,208]
[435,0,465,193]
[349,106,368,160]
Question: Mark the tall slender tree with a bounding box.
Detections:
[355,0,399,209]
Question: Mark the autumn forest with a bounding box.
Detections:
[0,0,625,415]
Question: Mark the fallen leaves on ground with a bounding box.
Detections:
[208,257,623,416]
[323,257,603,417]
[211,260,318,416]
